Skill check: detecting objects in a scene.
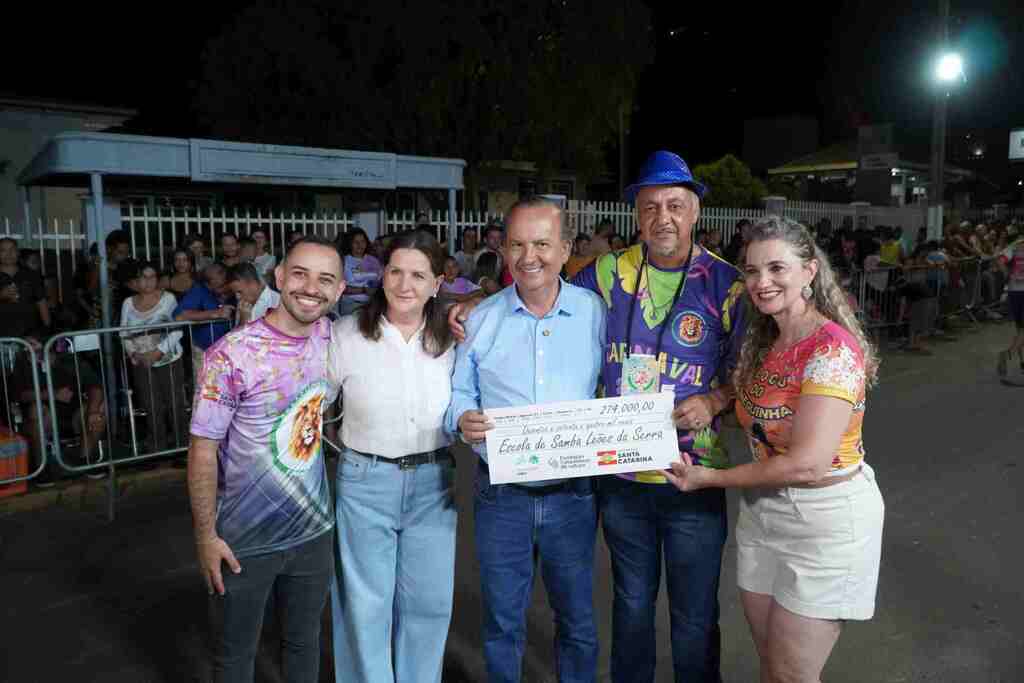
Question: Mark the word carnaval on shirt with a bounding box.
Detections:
[606,343,706,386]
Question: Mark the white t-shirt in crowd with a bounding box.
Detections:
[119,291,183,366]
[863,254,890,292]
[249,286,280,323]
[254,253,277,283]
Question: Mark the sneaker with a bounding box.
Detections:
[997,351,1009,378]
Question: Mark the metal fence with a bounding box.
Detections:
[1,337,47,489]
[121,204,357,269]
[0,197,945,278]
[383,209,501,244]
[852,256,999,342]
[1,217,86,305]
[1,318,346,492]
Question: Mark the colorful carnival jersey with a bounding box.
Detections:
[573,244,747,483]
[190,317,337,558]
[735,321,867,473]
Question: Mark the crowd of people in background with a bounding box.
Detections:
[3,203,1022,492]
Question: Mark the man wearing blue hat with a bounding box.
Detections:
[572,150,747,682]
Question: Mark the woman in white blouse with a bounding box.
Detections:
[119,260,186,454]
[327,230,456,683]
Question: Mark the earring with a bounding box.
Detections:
[801,284,813,300]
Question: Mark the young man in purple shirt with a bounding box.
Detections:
[187,236,345,683]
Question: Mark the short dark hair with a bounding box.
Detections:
[202,263,226,283]
[221,232,239,243]
[115,258,140,283]
[287,234,340,256]
[0,236,17,249]
[283,235,342,274]
[105,229,130,250]
[225,262,261,284]
[594,219,615,238]
[473,251,501,282]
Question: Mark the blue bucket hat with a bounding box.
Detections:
[624,150,707,204]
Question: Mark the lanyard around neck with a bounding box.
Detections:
[624,240,694,361]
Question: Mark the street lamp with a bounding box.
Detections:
[927,49,965,239]
[935,52,964,82]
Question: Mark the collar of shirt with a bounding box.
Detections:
[379,315,426,345]
[506,278,575,319]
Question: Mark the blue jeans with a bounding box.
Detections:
[474,464,599,683]
[598,476,727,683]
[331,447,458,683]
[209,531,333,683]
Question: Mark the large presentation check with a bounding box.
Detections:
[484,391,678,484]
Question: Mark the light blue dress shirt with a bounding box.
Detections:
[444,280,606,487]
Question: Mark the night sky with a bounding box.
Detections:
[5,1,1023,183]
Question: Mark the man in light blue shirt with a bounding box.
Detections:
[445,197,605,683]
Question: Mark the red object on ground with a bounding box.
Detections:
[0,427,29,498]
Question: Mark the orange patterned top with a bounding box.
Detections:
[735,321,866,473]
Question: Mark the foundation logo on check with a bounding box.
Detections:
[598,451,618,466]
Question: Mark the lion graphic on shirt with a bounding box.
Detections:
[677,314,703,344]
[287,393,325,463]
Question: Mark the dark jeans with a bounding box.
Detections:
[209,532,333,683]
[598,476,727,683]
[474,465,599,683]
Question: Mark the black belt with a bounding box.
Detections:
[517,481,572,496]
[384,448,452,471]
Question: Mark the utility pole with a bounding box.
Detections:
[928,0,951,240]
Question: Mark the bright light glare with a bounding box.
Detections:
[936,53,964,82]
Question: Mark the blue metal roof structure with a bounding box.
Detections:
[18,132,467,329]
[18,132,466,191]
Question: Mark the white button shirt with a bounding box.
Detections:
[327,314,454,459]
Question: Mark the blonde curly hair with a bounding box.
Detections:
[732,215,879,390]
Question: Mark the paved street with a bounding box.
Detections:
[1,321,1021,682]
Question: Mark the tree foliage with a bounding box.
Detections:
[692,154,767,208]
[193,0,652,180]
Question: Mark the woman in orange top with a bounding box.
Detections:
[666,215,884,682]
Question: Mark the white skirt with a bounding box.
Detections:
[735,463,884,621]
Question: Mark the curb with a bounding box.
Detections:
[0,465,186,516]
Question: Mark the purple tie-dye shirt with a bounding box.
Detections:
[190,317,337,558]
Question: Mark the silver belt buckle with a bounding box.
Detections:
[398,456,416,470]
